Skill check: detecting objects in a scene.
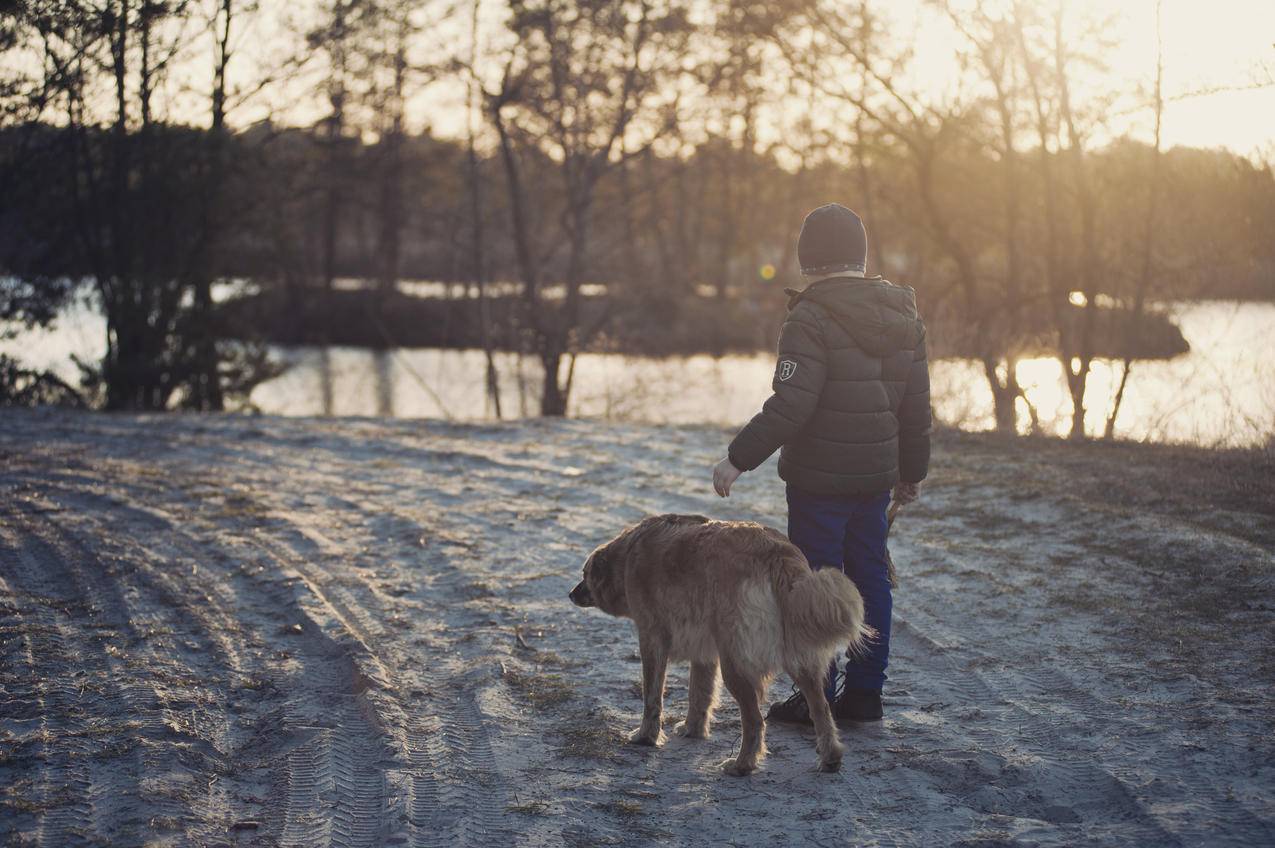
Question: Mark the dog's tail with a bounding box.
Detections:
[773,557,871,665]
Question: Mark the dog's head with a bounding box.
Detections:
[571,515,709,616]
[570,538,629,617]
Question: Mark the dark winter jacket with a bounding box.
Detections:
[727,276,931,495]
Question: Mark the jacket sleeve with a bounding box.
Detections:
[727,307,827,472]
[897,324,931,483]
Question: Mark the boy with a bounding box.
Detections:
[712,203,931,723]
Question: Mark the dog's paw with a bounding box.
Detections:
[720,757,756,777]
[674,720,709,740]
[628,727,665,747]
[816,739,844,773]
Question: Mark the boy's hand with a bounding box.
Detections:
[713,457,743,498]
[893,481,920,505]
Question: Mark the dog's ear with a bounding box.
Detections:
[581,542,628,617]
[584,544,612,576]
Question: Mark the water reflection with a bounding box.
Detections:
[320,347,334,418]
[5,299,1272,447]
[248,302,1274,447]
[374,350,393,418]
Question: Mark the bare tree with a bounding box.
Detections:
[72,0,195,409]
[940,0,1038,432]
[464,0,502,417]
[8,1,281,411]
[373,4,409,298]
[1104,0,1165,439]
[186,0,240,411]
[308,0,372,296]
[1015,0,1119,439]
[482,0,689,416]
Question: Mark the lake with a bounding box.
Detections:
[6,299,1273,448]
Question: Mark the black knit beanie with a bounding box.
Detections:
[797,203,867,276]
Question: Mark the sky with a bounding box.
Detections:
[1132,0,1275,128]
[117,0,1275,161]
[1056,0,1275,156]
[831,0,1275,158]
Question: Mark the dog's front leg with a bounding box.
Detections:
[630,629,669,746]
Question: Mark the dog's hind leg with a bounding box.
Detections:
[719,659,766,776]
[793,666,843,772]
[676,659,719,740]
[630,629,669,746]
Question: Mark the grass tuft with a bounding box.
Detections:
[502,664,576,708]
[553,710,628,762]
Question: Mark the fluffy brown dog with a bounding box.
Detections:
[569,514,869,776]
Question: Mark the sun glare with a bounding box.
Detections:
[850,0,1275,157]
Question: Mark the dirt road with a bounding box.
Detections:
[1,409,1271,846]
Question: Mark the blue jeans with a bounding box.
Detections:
[786,485,892,698]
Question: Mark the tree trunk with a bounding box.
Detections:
[467,1,501,419]
[377,131,402,297]
[191,279,223,410]
[376,18,406,300]
[1066,364,1089,440]
[983,358,1020,433]
[1055,6,1100,441]
[321,2,347,298]
[188,0,235,412]
[540,348,567,416]
[1104,359,1132,440]
[1106,0,1165,441]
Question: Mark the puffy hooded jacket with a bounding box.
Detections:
[727,275,931,495]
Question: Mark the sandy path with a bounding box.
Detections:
[1,409,1271,847]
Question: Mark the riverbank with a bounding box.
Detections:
[216,286,1190,359]
[1,409,1271,846]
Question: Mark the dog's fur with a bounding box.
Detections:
[569,514,870,776]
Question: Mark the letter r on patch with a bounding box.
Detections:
[778,360,797,381]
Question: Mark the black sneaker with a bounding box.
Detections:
[834,687,883,723]
[765,687,813,725]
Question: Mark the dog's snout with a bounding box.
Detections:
[569,581,593,607]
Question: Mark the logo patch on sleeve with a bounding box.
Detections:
[778,360,798,381]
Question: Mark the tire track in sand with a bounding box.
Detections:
[285,507,517,848]
[216,438,521,848]
[215,524,397,848]
[890,587,1186,845]
[0,519,145,846]
[11,459,401,847]
[125,433,421,847]
[114,420,409,847]
[18,478,281,844]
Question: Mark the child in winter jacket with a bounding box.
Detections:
[712,203,931,723]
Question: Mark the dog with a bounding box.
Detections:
[569,514,869,776]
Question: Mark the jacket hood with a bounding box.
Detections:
[786,276,924,357]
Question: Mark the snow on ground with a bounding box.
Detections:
[0,408,1272,847]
